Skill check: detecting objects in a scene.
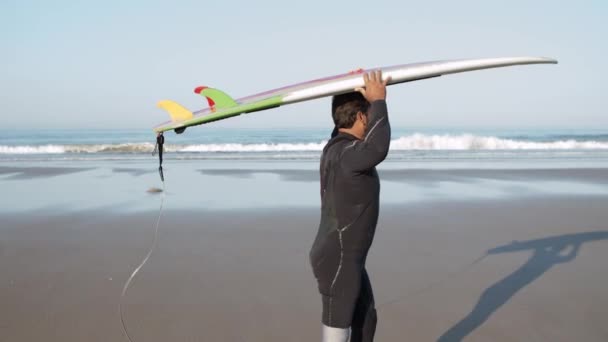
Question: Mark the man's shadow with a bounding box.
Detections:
[437,231,608,342]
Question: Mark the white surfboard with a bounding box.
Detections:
[155,57,557,133]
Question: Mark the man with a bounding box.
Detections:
[310,70,391,342]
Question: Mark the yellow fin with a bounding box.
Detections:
[157,100,193,122]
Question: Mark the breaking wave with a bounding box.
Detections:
[178,142,326,152]
[2,134,608,154]
[390,134,608,150]
[0,143,156,154]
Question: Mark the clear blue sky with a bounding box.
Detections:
[2,0,606,130]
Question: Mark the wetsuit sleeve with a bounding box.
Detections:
[340,100,391,172]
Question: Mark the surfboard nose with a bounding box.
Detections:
[539,57,558,64]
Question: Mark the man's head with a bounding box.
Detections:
[332,92,370,138]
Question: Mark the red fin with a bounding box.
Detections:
[194,86,208,94]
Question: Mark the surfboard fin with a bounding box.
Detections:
[157,100,194,122]
[194,86,238,112]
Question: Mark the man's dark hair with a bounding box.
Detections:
[331,92,370,129]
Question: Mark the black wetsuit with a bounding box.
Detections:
[310,100,390,341]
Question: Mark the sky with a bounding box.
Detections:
[2,0,607,130]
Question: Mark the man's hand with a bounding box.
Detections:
[355,70,390,102]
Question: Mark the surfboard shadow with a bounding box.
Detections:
[437,231,608,342]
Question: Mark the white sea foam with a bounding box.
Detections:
[1,134,608,154]
[0,145,66,154]
[177,142,327,152]
[0,143,156,154]
[390,134,608,150]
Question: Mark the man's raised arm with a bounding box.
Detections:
[341,71,391,172]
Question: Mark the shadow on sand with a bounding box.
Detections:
[437,231,608,342]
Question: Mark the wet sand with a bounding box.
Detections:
[0,166,92,179]
[199,167,608,184]
[2,195,608,341]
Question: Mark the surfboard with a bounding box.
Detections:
[154,56,557,134]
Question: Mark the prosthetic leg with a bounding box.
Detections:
[323,325,350,342]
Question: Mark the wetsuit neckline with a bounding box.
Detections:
[336,130,360,141]
[331,126,360,141]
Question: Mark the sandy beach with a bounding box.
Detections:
[1,164,608,341]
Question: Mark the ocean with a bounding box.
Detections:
[2,128,608,169]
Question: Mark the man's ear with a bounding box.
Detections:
[357,111,367,124]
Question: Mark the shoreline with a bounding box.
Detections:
[4,165,608,213]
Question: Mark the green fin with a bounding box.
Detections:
[194,86,238,109]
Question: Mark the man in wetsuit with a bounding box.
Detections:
[310,70,390,342]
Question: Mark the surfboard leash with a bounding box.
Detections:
[153,132,165,182]
[119,179,165,342]
[119,134,167,342]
